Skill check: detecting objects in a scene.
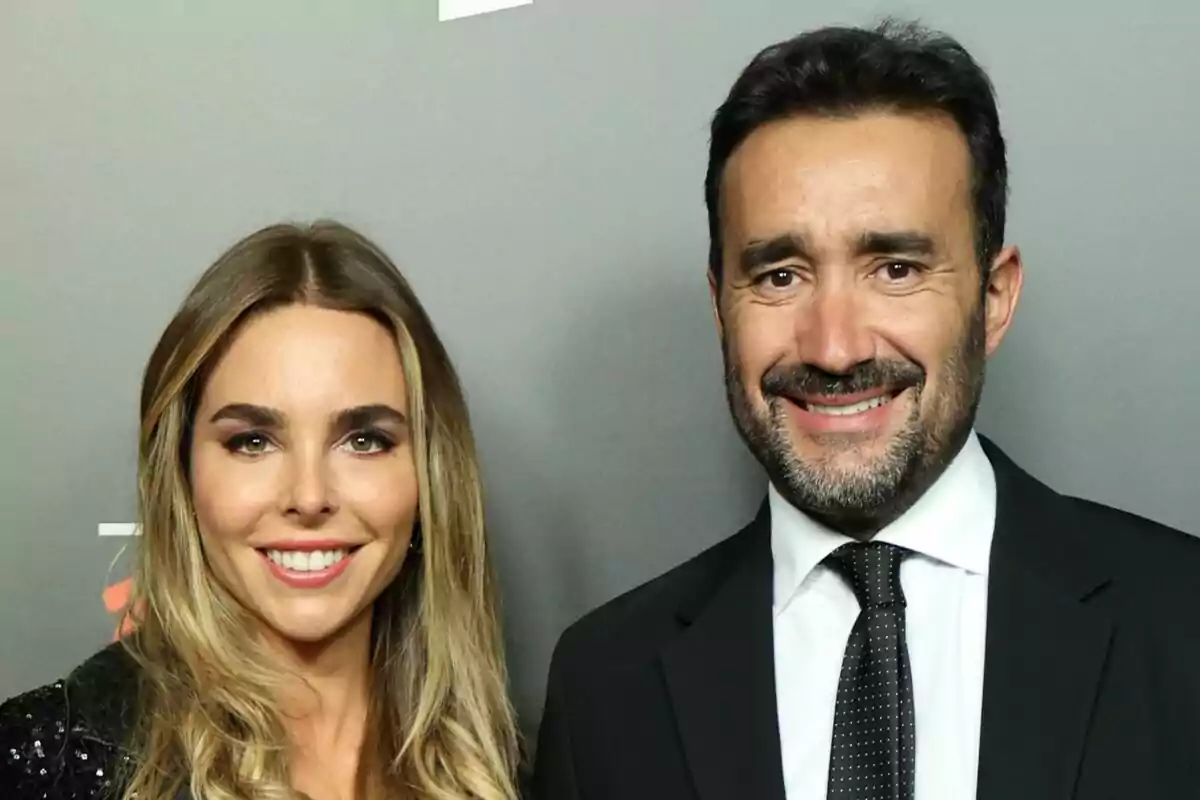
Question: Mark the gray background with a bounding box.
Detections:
[2,0,1197,737]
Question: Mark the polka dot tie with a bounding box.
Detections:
[824,542,915,800]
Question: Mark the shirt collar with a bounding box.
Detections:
[770,429,997,615]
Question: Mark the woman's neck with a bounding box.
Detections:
[265,611,374,778]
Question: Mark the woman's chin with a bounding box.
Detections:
[255,603,369,648]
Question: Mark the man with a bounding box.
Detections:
[532,19,1200,800]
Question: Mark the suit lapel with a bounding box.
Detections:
[660,504,786,800]
[976,438,1114,800]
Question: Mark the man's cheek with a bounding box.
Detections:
[735,329,790,381]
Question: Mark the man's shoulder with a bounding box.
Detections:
[985,435,1199,592]
[551,512,764,670]
[1065,494,1200,589]
[1069,494,1195,545]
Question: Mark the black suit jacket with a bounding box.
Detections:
[532,438,1200,799]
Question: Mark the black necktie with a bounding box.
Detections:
[825,542,916,800]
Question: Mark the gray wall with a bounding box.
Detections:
[2,0,1197,733]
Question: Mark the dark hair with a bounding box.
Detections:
[705,18,1007,283]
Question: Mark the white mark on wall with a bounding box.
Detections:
[439,0,531,22]
[98,523,140,537]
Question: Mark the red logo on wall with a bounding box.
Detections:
[102,577,139,641]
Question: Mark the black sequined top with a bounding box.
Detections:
[2,644,534,800]
[0,643,140,800]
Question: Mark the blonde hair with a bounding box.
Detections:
[120,221,521,800]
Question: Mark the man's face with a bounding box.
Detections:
[713,110,1021,532]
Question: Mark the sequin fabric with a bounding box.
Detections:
[0,644,137,800]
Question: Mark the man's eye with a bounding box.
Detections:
[757,269,796,288]
[880,261,919,281]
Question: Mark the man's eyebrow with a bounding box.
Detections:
[853,230,937,258]
[740,234,813,273]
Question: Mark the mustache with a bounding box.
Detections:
[762,359,925,398]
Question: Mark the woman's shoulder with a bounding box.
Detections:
[1,642,139,799]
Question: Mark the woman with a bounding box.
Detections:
[0,221,522,799]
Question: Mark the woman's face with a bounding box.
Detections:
[189,304,418,645]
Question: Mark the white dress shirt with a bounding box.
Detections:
[772,430,997,800]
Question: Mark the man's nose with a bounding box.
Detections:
[794,283,876,375]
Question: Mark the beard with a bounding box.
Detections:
[724,302,987,534]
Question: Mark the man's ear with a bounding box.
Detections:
[983,244,1024,356]
[708,269,724,339]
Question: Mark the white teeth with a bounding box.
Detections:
[266,549,349,572]
[806,394,892,416]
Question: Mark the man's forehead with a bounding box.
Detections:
[720,112,973,247]
[731,109,969,162]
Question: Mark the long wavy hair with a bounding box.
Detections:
[119,220,520,800]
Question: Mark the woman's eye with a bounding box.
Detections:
[341,431,393,455]
[225,433,274,455]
